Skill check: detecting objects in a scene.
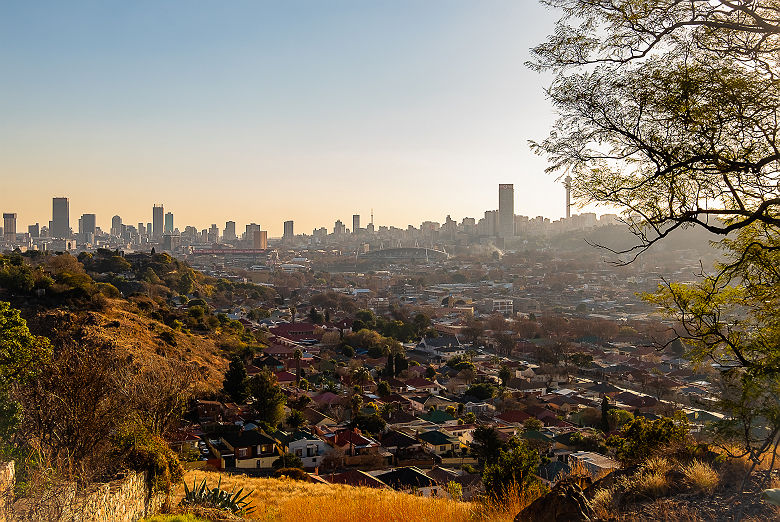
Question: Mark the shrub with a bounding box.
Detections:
[181,476,254,516]
[591,487,619,520]
[633,470,670,499]
[274,467,309,481]
[643,457,673,476]
[115,427,184,493]
[681,460,718,494]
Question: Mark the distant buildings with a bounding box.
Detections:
[353,214,360,234]
[3,213,16,242]
[498,184,514,239]
[79,213,96,242]
[164,212,174,234]
[152,204,164,240]
[224,221,236,242]
[52,197,69,238]
[283,220,294,240]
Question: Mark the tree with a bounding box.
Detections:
[470,425,504,466]
[286,410,306,432]
[607,415,689,466]
[223,356,249,403]
[465,382,497,401]
[600,396,610,433]
[248,369,286,426]
[393,352,408,376]
[293,349,302,386]
[273,453,303,470]
[498,365,512,388]
[425,365,436,380]
[376,380,391,398]
[482,437,540,500]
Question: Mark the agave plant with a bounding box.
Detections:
[181,476,255,515]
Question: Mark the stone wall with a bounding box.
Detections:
[1,461,167,522]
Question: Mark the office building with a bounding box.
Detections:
[223,221,236,242]
[3,213,17,242]
[498,184,514,238]
[245,223,260,243]
[80,213,96,236]
[283,220,294,239]
[111,215,123,237]
[152,204,164,240]
[164,212,174,234]
[352,214,360,234]
[334,220,345,235]
[28,223,39,238]
[254,230,267,249]
[52,197,70,238]
[208,224,219,243]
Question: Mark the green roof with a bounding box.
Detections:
[420,410,456,424]
[418,430,456,445]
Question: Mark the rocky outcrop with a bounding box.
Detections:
[515,481,596,522]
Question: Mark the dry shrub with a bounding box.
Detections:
[643,457,673,476]
[591,486,620,519]
[633,470,670,498]
[681,461,718,494]
[472,480,547,522]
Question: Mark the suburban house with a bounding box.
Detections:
[374,467,444,497]
[218,429,281,469]
[417,430,460,456]
[287,431,329,470]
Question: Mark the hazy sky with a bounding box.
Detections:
[1,1,576,236]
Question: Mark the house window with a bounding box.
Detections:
[237,448,248,458]
[295,449,303,457]
[307,447,315,457]
[440,446,446,452]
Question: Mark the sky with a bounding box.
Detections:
[0,1,577,237]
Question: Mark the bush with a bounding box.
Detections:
[115,427,184,493]
[681,460,718,494]
[180,476,254,516]
[273,467,309,480]
[633,469,670,498]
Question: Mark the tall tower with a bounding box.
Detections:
[565,176,572,219]
[3,213,17,242]
[52,197,70,238]
[352,214,360,234]
[164,212,174,234]
[283,220,294,239]
[152,204,164,240]
[498,184,514,238]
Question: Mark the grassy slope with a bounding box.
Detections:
[26,300,229,393]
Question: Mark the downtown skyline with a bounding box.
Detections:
[0,1,591,236]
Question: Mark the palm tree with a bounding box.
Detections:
[353,367,371,393]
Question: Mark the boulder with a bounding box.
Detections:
[515,481,596,522]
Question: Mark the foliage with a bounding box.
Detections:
[273,467,309,480]
[223,356,249,403]
[351,412,386,435]
[607,415,689,466]
[285,410,306,432]
[115,425,185,493]
[248,369,286,426]
[181,476,254,516]
[482,437,540,501]
[470,425,504,466]
[681,460,719,494]
[273,453,304,470]
[465,382,496,401]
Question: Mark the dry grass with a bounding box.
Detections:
[681,461,718,494]
[633,469,670,498]
[635,499,704,522]
[174,471,482,522]
[591,486,620,520]
[644,457,673,476]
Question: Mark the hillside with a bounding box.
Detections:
[167,470,519,522]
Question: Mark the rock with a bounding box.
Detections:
[515,481,596,522]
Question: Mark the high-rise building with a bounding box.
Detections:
[208,224,219,243]
[334,220,345,235]
[3,213,17,242]
[245,223,260,242]
[152,204,164,240]
[111,215,123,237]
[52,197,69,238]
[28,223,39,238]
[223,221,236,242]
[164,212,174,234]
[352,214,360,234]
[80,213,96,242]
[254,230,267,249]
[498,184,514,238]
[283,220,294,239]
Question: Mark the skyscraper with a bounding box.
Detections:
[28,223,39,238]
[223,221,236,242]
[352,214,360,234]
[111,215,123,237]
[498,184,514,238]
[80,213,96,241]
[164,212,174,234]
[152,204,164,240]
[52,197,70,238]
[254,230,267,249]
[283,220,294,239]
[3,213,17,242]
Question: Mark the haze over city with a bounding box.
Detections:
[0,1,570,236]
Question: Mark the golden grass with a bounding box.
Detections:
[633,469,670,498]
[681,460,718,494]
[174,470,480,522]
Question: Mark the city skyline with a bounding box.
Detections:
[0,1,597,236]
